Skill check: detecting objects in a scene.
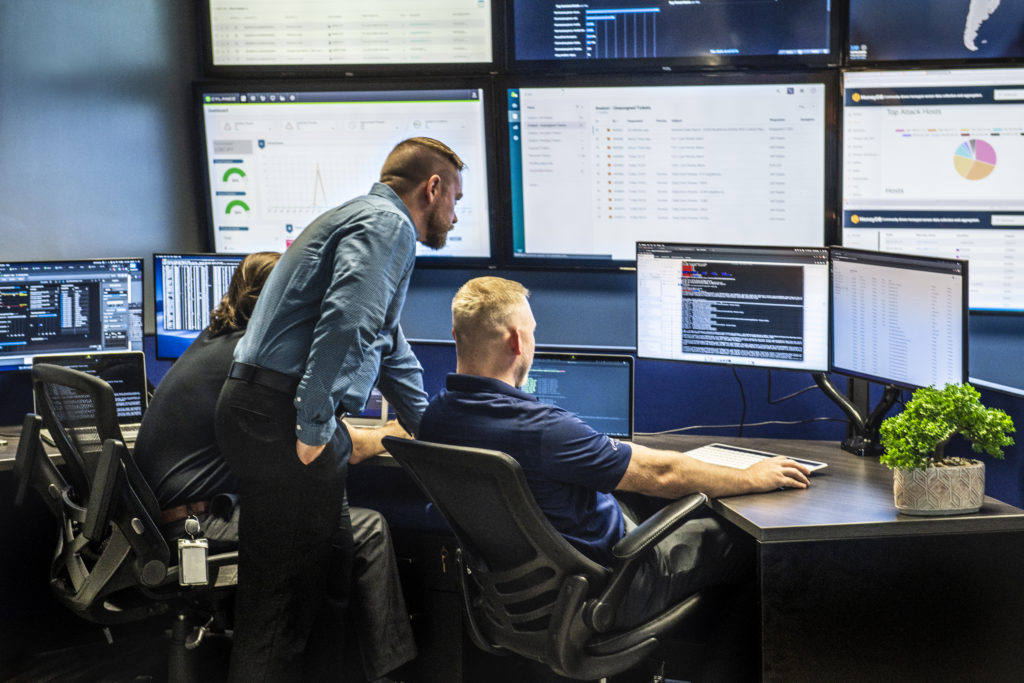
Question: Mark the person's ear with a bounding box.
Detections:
[424,174,442,203]
[509,326,524,355]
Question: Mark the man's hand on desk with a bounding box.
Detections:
[344,419,411,465]
[745,457,812,492]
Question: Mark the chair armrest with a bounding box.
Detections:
[611,492,708,560]
[585,492,708,633]
[82,439,123,541]
[14,414,44,508]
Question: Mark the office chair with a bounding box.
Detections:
[382,436,715,682]
[14,364,238,683]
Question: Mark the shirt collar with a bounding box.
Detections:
[445,373,539,402]
[369,182,415,227]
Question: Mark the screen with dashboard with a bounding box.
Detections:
[848,0,1024,63]
[830,247,967,389]
[636,243,830,372]
[203,0,496,74]
[510,0,835,70]
[842,67,1024,312]
[154,253,245,360]
[0,258,144,372]
[506,73,833,266]
[196,81,495,262]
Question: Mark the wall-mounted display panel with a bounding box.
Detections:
[510,0,837,71]
[196,80,496,264]
[842,67,1024,312]
[506,72,835,267]
[203,0,497,75]
[848,0,1024,64]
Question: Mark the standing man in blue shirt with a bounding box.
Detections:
[215,137,464,681]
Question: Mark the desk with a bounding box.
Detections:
[641,434,1024,682]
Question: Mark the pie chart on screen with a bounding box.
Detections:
[954,139,997,180]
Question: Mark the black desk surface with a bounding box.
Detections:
[638,433,1024,543]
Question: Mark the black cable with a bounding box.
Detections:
[731,366,746,437]
[635,416,846,437]
[766,370,820,404]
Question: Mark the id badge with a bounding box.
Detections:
[178,537,209,586]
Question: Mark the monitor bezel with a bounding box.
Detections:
[505,0,840,73]
[198,0,504,78]
[528,350,635,440]
[828,245,969,390]
[0,257,146,372]
[499,70,840,271]
[192,77,501,268]
[635,241,832,373]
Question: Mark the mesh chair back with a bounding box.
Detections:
[383,437,610,657]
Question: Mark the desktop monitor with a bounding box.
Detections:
[509,0,837,71]
[505,72,834,267]
[0,258,144,372]
[522,352,634,440]
[830,247,968,390]
[201,0,498,76]
[196,80,496,263]
[842,67,1024,312]
[848,0,1024,63]
[154,253,246,360]
[636,243,830,372]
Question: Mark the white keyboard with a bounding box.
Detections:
[685,443,828,472]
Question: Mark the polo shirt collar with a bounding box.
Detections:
[445,373,539,402]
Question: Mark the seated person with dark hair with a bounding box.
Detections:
[134,252,415,681]
[418,277,812,664]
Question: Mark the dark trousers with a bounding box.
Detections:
[215,377,354,683]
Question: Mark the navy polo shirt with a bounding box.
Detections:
[419,374,632,565]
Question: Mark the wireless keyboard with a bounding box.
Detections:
[685,443,828,472]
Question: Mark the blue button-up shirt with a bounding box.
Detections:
[234,183,429,445]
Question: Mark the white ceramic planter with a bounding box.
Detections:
[893,461,985,516]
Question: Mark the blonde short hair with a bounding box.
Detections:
[451,277,530,348]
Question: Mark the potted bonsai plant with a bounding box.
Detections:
[878,383,1015,516]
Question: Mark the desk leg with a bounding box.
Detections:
[758,531,1024,682]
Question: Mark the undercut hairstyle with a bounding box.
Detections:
[451,277,530,351]
[379,137,465,196]
[208,251,281,336]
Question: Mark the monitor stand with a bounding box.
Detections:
[812,373,900,457]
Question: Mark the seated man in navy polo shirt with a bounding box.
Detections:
[418,276,812,631]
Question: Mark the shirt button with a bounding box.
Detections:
[296,425,302,430]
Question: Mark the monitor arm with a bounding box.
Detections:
[813,372,900,457]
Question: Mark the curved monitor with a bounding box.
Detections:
[196,80,497,264]
[202,0,498,76]
[848,0,1024,64]
[842,67,1024,312]
[636,243,830,372]
[0,258,144,372]
[509,0,837,71]
[506,72,835,267]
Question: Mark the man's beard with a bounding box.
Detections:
[422,204,452,250]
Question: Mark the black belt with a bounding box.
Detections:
[228,362,300,395]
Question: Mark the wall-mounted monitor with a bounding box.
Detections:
[848,0,1024,64]
[507,73,834,267]
[154,253,246,360]
[842,67,1024,312]
[509,0,837,71]
[0,258,144,372]
[196,80,496,264]
[202,0,498,76]
[830,247,968,390]
[636,243,830,372]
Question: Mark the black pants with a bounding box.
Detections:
[216,377,353,683]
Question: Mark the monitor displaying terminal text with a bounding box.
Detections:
[636,243,830,372]
[0,258,144,372]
